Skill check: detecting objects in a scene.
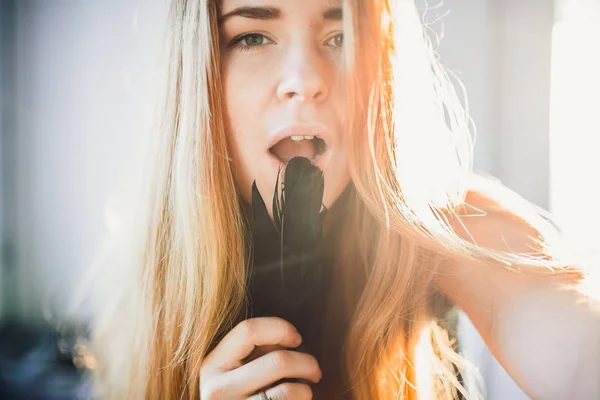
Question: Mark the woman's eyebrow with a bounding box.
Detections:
[218,6,343,25]
[322,7,342,20]
[218,6,280,25]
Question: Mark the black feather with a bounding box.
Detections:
[248,159,352,387]
[250,157,328,321]
[279,157,327,247]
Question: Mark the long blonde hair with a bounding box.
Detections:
[84,0,584,398]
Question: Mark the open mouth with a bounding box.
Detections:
[268,135,328,164]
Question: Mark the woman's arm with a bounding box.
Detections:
[436,190,600,400]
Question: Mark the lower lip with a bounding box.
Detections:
[265,145,334,176]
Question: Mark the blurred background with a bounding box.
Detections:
[0,0,599,398]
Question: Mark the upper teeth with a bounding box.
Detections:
[290,135,316,141]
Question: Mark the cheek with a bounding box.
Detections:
[222,64,268,203]
[223,55,269,110]
[224,69,255,132]
[223,55,272,140]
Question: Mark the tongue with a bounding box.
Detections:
[270,138,316,163]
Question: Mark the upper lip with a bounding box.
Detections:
[267,123,334,152]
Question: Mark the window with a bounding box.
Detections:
[549,0,600,248]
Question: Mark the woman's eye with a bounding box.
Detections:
[326,33,344,49]
[228,32,343,52]
[229,33,272,51]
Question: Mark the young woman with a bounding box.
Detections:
[87,0,600,398]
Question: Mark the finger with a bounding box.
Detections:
[246,382,313,400]
[202,317,302,372]
[226,350,322,396]
[244,344,286,364]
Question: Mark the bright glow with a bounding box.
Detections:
[549,11,600,250]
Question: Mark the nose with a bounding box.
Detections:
[276,45,329,103]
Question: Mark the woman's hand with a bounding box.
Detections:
[199,317,322,399]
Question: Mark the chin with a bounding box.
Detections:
[322,166,352,210]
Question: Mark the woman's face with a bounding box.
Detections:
[219,0,350,220]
